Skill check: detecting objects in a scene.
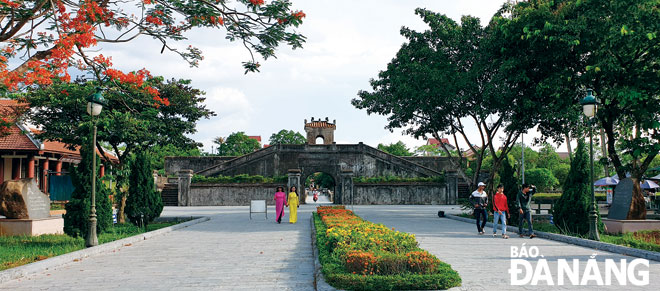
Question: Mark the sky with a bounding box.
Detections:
[98,0,567,154]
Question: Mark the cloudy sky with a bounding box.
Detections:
[102,0,550,153]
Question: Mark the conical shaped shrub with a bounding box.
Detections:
[553,140,604,235]
[125,151,163,227]
[64,138,113,238]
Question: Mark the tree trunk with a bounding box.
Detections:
[565,133,573,163]
[628,178,647,220]
[118,193,127,224]
[600,128,609,177]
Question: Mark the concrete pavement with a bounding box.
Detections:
[352,205,660,291]
[1,206,316,291]
[1,204,659,290]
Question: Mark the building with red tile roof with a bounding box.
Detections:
[427,138,456,151]
[1,99,118,196]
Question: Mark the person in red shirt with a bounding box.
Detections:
[493,184,510,239]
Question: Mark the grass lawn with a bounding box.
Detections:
[457,213,660,253]
[0,222,181,271]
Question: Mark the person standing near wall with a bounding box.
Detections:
[470,182,488,234]
[287,186,299,224]
[274,186,287,224]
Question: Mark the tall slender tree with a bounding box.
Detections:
[126,151,163,227]
[63,132,113,238]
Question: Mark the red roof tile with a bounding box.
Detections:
[427,138,450,146]
[0,99,28,122]
[247,135,261,142]
[0,124,38,150]
[305,121,336,129]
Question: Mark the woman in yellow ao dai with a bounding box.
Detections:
[286,186,299,223]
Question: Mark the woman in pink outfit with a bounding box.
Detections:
[274,186,287,223]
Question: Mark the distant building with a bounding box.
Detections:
[427,138,455,151]
[304,117,336,145]
[557,152,570,160]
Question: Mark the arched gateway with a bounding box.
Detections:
[164,118,461,206]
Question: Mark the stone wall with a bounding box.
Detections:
[184,182,454,206]
[188,183,288,206]
[351,183,454,205]
[165,156,234,175]
[400,156,457,172]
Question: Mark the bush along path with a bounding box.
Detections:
[313,206,461,290]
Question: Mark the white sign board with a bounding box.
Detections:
[250,200,267,219]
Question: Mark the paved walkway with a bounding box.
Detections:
[2,205,659,290]
[1,206,316,291]
[352,205,660,291]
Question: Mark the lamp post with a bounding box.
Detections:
[580,88,600,241]
[86,87,105,248]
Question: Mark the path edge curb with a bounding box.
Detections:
[445,213,660,262]
[0,216,211,284]
[310,215,337,291]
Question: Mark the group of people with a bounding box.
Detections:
[273,186,299,224]
[470,182,536,239]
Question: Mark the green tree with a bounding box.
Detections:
[524,168,559,192]
[25,78,213,223]
[537,143,561,171]
[377,141,413,156]
[352,9,549,192]
[499,156,520,224]
[216,132,261,156]
[553,140,605,235]
[269,129,306,145]
[63,134,113,238]
[309,172,335,189]
[552,163,571,187]
[415,144,441,156]
[501,0,660,219]
[507,144,539,176]
[126,152,163,227]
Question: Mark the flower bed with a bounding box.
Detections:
[314,206,461,290]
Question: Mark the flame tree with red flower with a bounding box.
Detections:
[0,0,306,132]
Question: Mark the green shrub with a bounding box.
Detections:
[125,152,163,227]
[552,140,605,235]
[524,168,559,192]
[64,140,113,238]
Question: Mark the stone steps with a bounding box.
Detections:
[161,184,178,206]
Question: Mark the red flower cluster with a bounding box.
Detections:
[249,0,264,6]
[146,15,164,26]
[0,0,20,8]
[292,10,306,20]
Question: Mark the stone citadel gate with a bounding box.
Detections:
[164,119,462,206]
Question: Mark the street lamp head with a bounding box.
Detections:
[580,88,597,118]
[86,87,106,116]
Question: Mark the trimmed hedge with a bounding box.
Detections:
[352,175,445,184]
[191,174,287,184]
[533,192,606,203]
[314,206,461,290]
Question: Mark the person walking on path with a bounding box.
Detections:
[274,186,287,224]
[470,182,489,234]
[492,184,509,239]
[286,186,300,224]
[517,183,536,238]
